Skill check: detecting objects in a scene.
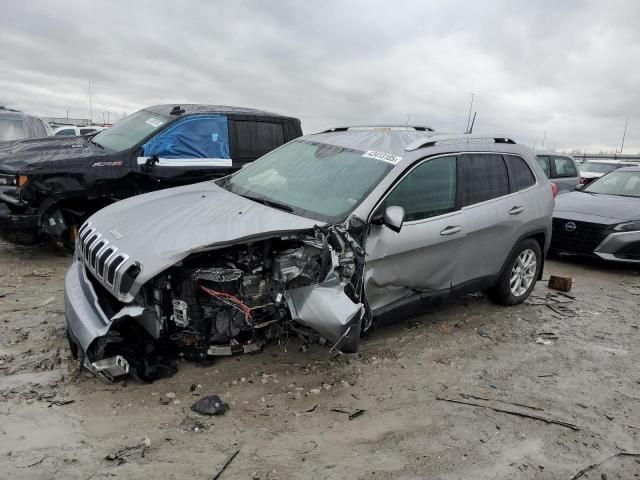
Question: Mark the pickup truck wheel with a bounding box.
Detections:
[489,238,542,305]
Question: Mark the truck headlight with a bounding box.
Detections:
[613,221,640,232]
[0,174,16,186]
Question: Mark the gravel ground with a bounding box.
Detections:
[0,240,639,479]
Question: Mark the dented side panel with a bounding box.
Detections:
[363,212,465,311]
[286,280,364,353]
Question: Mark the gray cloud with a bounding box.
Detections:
[1,0,638,152]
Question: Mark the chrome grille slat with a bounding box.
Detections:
[79,226,136,300]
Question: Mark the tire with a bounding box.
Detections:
[489,238,542,305]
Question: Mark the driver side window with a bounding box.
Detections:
[383,156,457,222]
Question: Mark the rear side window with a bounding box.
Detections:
[460,154,510,206]
[80,128,96,135]
[56,128,76,136]
[552,156,577,177]
[505,155,536,191]
[230,121,285,161]
[536,155,551,177]
[384,156,457,221]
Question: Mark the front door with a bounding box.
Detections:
[364,155,463,311]
[136,115,232,186]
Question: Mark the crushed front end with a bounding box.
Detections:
[65,219,368,382]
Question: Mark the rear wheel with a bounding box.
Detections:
[489,238,541,305]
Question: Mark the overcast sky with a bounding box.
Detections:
[1,0,639,153]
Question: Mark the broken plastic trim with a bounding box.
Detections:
[90,355,130,382]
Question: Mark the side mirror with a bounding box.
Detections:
[382,206,405,233]
[575,184,584,191]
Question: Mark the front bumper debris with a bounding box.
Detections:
[0,202,38,244]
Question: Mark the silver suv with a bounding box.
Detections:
[65,127,554,381]
[535,152,580,194]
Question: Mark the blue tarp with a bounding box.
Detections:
[142,115,230,159]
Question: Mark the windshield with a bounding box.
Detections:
[92,109,170,152]
[0,117,28,142]
[223,140,394,222]
[580,162,617,174]
[584,171,640,197]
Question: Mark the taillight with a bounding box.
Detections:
[551,182,558,198]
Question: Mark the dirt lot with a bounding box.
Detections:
[0,240,639,479]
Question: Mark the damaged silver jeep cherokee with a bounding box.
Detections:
[65,126,554,381]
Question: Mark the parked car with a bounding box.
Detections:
[0,107,52,143]
[552,167,640,262]
[0,104,302,246]
[535,153,580,194]
[64,129,554,381]
[54,125,108,136]
[579,159,639,185]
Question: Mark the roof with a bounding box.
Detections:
[583,159,640,165]
[310,129,436,156]
[614,166,640,172]
[144,104,298,120]
[535,151,574,158]
[308,130,519,157]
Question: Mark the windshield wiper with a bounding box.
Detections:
[238,193,294,212]
[90,139,104,149]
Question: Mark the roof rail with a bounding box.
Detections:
[317,124,434,134]
[405,134,516,152]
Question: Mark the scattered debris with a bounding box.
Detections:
[179,416,209,433]
[212,448,240,480]
[17,456,48,468]
[47,398,74,407]
[330,407,366,420]
[535,337,553,345]
[546,303,576,317]
[477,327,492,339]
[191,395,229,416]
[105,436,151,465]
[459,394,544,411]
[438,322,455,334]
[569,452,640,480]
[436,395,580,431]
[305,404,318,413]
[548,275,572,292]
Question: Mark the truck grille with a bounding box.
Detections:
[551,218,610,255]
[78,222,130,292]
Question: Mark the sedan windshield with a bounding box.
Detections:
[584,171,640,197]
[580,162,617,174]
[92,110,170,152]
[224,140,394,222]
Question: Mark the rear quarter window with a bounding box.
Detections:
[536,155,551,177]
[552,156,578,177]
[460,153,510,206]
[505,155,536,191]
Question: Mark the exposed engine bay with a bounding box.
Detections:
[84,219,369,382]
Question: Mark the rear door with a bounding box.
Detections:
[364,155,463,311]
[551,156,579,193]
[227,119,286,168]
[456,153,517,286]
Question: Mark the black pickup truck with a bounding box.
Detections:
[0,104,302,246]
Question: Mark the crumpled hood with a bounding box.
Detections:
[82,181,324,300]
[0,135,108,173]
[554,191,640,223]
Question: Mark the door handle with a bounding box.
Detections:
[440,225,462,236]
[509,206,526,215]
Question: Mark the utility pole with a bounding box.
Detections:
[88,80,93,125]
[620,117,628,155]
[466,93,474,132]
[405,114,411,126]
[542,130,547,149]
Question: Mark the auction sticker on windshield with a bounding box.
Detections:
[363,150,402,165]
[145,118,164,128]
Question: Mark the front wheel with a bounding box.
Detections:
[489,239,542,305]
